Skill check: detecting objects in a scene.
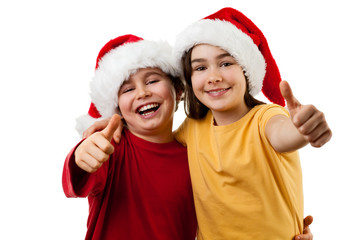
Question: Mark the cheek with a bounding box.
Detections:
[192,81,204,102]
[158,82,177,101]
[191,84,203,102]
[191,75,203,92]
[118,96,131,114]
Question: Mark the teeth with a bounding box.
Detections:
[138,103,159,113]
[208,89,227,93]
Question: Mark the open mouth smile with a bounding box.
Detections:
[137,103,160,117]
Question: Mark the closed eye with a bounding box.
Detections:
[122,88,134,93]
[119,86,134,94]
[146,79,159,85]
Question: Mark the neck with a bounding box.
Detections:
[129,127,174,143]
[212,105,251,126]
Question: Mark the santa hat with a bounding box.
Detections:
[174,7,285,106]
[76,34,182,136]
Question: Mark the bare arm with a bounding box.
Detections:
[266,81,332,153]
[265,114,307,152]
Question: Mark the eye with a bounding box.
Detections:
[220,62,233,67]
[120,87,134,94]
[193,65,206,71]
[146,79,159,85]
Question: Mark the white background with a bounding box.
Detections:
[1,0,359,239]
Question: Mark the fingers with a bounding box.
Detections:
[75,131,115,173]
[303,215,313,229]
[310,128,332,148]
[82,118,110,139]
[108,114,123,143]
[292,105,332,147]
[75,148,106,173]
[294,215,314,240]
[113,125,123,144]
[76,114,123,173]
[101,114,122,142]
[280,81,332,148]
[280,81,301,111]
[292,105,319,128]
[294,230,313,240]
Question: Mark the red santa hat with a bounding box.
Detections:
[76,34,182,136]
[174,7,285,106]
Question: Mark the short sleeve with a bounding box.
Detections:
[258,104,290,139]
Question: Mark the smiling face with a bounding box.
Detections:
[118,67,178,142]
[190,44,250,125]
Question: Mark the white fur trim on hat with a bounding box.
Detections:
[75,114,102,137]
[89,40,181,120]
[174,19,266,96]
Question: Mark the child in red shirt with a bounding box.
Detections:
[62,35,197,240]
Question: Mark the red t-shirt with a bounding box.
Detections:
[62,129,197,240]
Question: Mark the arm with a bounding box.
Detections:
[62,114,122,197]
[62,141,89,198]
[265,114,307,152]
[265,81,332,153]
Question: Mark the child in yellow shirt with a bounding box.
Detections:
[172,7,331,240]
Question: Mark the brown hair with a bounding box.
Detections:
[168,74,185,112]
[181,47,264,119]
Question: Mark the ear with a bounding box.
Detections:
[117,110,128,126]
[116,107,124,119]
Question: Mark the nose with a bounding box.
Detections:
[208,67,222,84]
[136,85,151,99]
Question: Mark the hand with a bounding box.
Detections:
[280,81,332,148]
[75,114,123,173]
[83,116,123,143]
[294,215,314,240]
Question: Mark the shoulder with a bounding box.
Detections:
[174,114,212,144]
[251,104,290,139]
[253,104,289,122]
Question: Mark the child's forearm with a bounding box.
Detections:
[265,115,308,153]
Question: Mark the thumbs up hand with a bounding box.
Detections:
[75,114,123,173]
[101,114,123,142]
[280,81,332,148]
[83,115,123,143]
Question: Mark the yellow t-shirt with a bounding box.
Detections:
[175,104,304,240]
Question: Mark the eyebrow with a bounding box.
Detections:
[143,70,164,79]
[191,53,232,64]
[123,70,165,85]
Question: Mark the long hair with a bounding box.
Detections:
[168,74,185,112]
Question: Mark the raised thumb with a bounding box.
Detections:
[280,81,301,111]
[101,114,122,142]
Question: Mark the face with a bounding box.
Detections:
[190,44,250,125]
[118,67,178,142]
